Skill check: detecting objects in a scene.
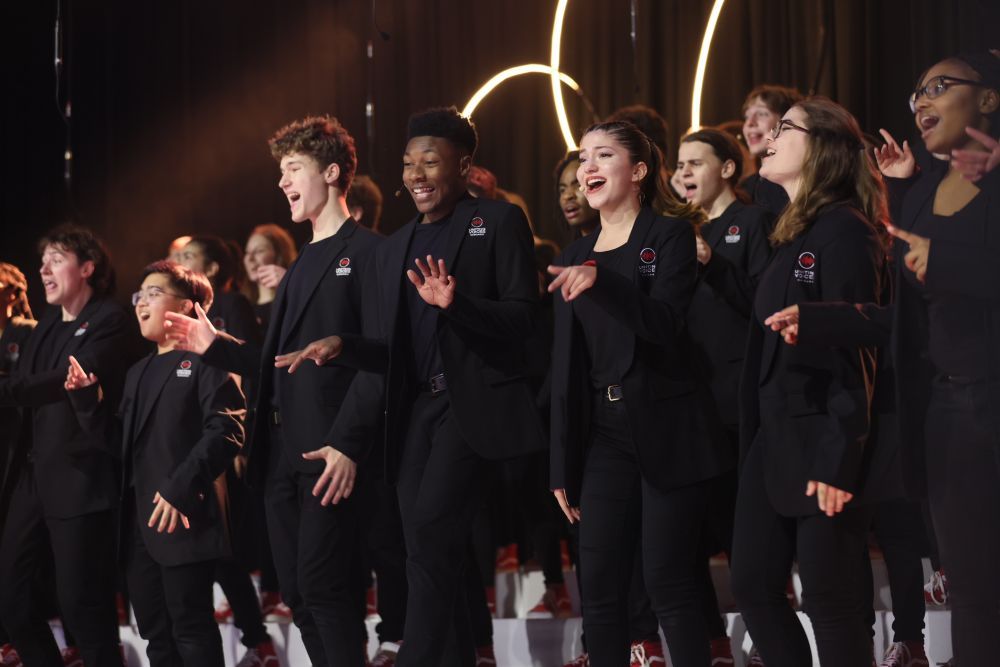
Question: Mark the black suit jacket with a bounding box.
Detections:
[202,219,382,486]
[549,207,735,505]
[687,201,773,428]
[740,205,883,516]
[0,317,37,521]
[329,196,546,481]
[0,297,141,518]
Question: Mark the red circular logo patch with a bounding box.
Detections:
[471,217,484,227]
[339,258,351,268]
[7,343,18,354]
[179,360,192,370]
[639,248,656,264]
[798,252,816,269]
[728,225,740,235]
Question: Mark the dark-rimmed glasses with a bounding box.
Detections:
[771,119,810,139]
[131,286,185,306]
[909,76,987,113]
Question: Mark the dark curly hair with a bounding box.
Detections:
[268,115,358,192]
[141,260,214,310]
[406,106,478,157]
[37,224,116,298]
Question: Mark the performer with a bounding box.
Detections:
[165,114,380,667]
[0,225,140,667]
[740,84,803,215]
[66,260,244,667]
[729,97,888,666]
[555,151,600,238]
[243,223,298,333]
[548,120,733,666]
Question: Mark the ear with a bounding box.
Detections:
[980,88,999,115]
[632,161,649,182]
[179,299,195,316]
[459,154,473,178]
[79,260,95,279]
[323,162,341,187]
[205,261,219,279]
[720,159,737,180]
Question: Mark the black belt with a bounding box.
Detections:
[602,384,623,402]
[418,373,448,395]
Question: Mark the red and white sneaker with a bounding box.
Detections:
[370,641,401,667]
[235,641,279,667]
[710,636,735,666]
[260,591,293,623]
[60,646,83,667]
[880,641,930,667]
[563,653,590,667]
[365,586,379,620]
[923,570,948,606]
[475,645,496,666]
[495,544,519,574]
[526,583,573,619]
[214,598,233,623]
[630,640,666,666]
[0,644,22,667]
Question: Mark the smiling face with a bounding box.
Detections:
[676,141,734,211]
[758,106,810,188]
[243,234,277,283]
[913,60,996,155]
[576,130,646,213]
[134,273,192,344]
[39,244,92,307]
[402,136,471,222]
[557,160,598,229]
[278,152,335,224]
[743,97,781,157]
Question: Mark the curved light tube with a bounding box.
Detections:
[689,0,726,132]
[462,65,582,119]
[549,0,576,149]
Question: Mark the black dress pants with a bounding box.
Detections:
[394,392,488,667]
[125,520,223,667]
[264,424,366,667]
[357,470,408,644]
[578,396,710,667]
[868,499,928,643]
[924,378,1000,666]
[731,439,874,667]
[0,463,121,667]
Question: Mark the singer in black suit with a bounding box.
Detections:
[0,226,141,667]
[166,115,381,667]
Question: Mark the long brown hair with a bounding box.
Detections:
[581,120,706,227]
[770,97,888,245]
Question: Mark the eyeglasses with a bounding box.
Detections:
[771,119,810,139]
[131,286,185,306]
[909,76,986,113]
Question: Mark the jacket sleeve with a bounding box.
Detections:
[333,257,390,373]
[797,302,892,347]
[700,210,773,318]
[584,219,697,344]
[439,204,539,340]
[202,332,262,379]
[159,365,245,518]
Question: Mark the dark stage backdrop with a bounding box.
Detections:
[1,0,995,310]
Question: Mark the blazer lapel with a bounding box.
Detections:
[706,202,739,250]
[49,299,103,370]
[120,355,151,460]
[900,168,943,232]
[131,352,186,442]
[22,309,59,373]
[623,207,656,281]
[442,196,478,272]
[760,232,812,379]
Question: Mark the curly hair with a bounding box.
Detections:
[0,262,33,319]
[406,106,478,156]
[37,224,116,298]
[268,115,357,192]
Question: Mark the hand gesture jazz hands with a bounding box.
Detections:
[301,446,356,506]
[274,336,344,374]
[885,224,931,283]
[163,302,218,355]
[873,129,916,179]
[148,491,190,533]
[64,355,99,392]
[547,264,597,302]
[764,305,800,345]
[407,255,456,309]
[951,127,1000,182]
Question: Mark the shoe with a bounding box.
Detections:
[235,641,279,667]
[214,597,233,623]
[924,570,948,606]
[526,583,573,619]
[60,647,83,667]
[710,636,735,666]
[260,591,293,623]
[0,644,21,667]
[630,640,666,666]
[370,641,400,667]
[475,645,496,666]
[563,653,589,667]
[365,585,379,619]
[495,544,519,573]
[880,641,929,667]
[746,648,766,666]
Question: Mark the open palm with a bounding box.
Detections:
[407,255,456,309]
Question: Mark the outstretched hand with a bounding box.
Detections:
[764,305,800,345]
[301,446,357,506]
[64,355,102,402]
[547,264,597,302]
[148,492,190,533]
[885,224,931,283]
[873,128,916,179]
[164,302,218,355]
[951,127,1000,183]
[407,255,456,309]
[274,336,344,374]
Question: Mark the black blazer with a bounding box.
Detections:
[549,207,735,505]
[0,297,141,518]
[202,219,382,486]
[329,196,546,480]
[739,205,884,516]
[687,201,773,428]
[0,317,37,517]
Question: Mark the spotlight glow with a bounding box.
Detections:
[461,65,582,119]
[549,0,576,149]
[689,0,726,132]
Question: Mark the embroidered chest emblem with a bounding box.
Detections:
[468,217,486,237]
[336,257,352,276]
[725,225,741,244]
[794,252,817,284]
[176,359,193,378]
[638,247,656,276]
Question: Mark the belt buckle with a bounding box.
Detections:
[606,385,622,402]
[429,373,446,395]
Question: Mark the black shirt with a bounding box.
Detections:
[253,301,273,335]
[404,213,452,384]
[907,193,989,379]
[131,350,183,485]
[574,244,633,388]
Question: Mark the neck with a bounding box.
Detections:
[311,193,351,242]
[257,285,276,305]
[781,177,802,204]
[599,197,642,231]
[423,193,465,224]
[61,286,94,321]
[707,188,737,220]
[156,340,176,355]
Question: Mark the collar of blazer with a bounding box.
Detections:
[703,200,743,250]
[273,219,358,352]
[565,206,657,281]
[26,296,107,373]
[124,350,195,452]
